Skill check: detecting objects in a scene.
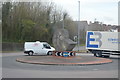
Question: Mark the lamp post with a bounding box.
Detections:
[63,12,67,29]
[77,1,80,51]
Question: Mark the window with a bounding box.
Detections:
[43,44,51,49]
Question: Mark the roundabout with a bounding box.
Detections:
[16,53,113,66]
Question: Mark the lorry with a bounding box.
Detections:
[24,41,55,56]
[86,31,120,57]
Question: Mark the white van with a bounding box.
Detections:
[24,41,55,56]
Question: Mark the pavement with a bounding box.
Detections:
[73,46,86,51]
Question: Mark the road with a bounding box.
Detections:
[1,52,119,78]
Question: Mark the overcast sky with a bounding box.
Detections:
[51,0,119,25]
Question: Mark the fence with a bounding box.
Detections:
[2,42,24,51]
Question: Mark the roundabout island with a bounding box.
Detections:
[16,52,112,66]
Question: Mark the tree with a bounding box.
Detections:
[2,1,72,45]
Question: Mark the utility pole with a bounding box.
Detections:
[63,12,67,29]
[78,1,80,51]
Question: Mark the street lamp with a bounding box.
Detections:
[77,1,80,51]
[63,12,67,29]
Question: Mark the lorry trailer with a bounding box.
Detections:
[86,31,120,57]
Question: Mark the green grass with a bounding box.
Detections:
[75,50,87,53]
[80,44,85,46]
[75,44,86,47]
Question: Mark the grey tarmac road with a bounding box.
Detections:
[1,52,119,78]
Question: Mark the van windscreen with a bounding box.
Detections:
[43,44,51,49]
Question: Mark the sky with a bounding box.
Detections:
[51,0,119,25]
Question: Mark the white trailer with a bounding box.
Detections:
[86,31,120,57]
[24,41,55,56]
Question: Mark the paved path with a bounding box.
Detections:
[73,46,86,51]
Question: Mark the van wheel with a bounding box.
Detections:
[47,51,52,55]
[28,51,33,56]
